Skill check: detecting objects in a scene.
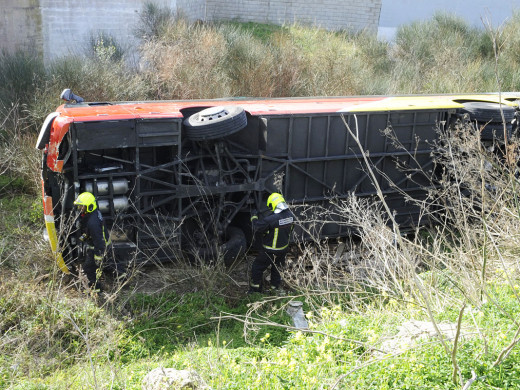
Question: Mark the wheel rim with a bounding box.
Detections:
[196,106,230,123]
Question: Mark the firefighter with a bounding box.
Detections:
[73,192,111,291]
[249,192,294,294]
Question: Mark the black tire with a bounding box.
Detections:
[220,226,246,268]
[479,123,513,140]
[461,102,516,123]
[183,223,246,268]
[184,106,247,141]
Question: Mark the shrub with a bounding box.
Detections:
[0,50,45,111]
[392,12,495,93]
[218,24,279,97]
[140,18,231,99]
[0,105,40,192]
[87,32,126,62]
[134,1,175,41]
[493,11,520,91]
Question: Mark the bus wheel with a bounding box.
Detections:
[461,102,516,123]
[220,226,247,269]
[184,106,247,141]
[462,102,516,141]
[183,222,246,268]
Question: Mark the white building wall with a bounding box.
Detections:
[176,0,206,20]
[0,0,42,55]
[39,0,178,63]
[206,0,382,32]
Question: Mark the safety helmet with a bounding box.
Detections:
[267,192,285,211]
[74,192,97,213]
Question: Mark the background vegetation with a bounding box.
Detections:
[2,4,520,389]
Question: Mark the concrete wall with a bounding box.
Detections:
[177,0,205,21]
[0,0,42,55]
[39,0,177,63]
[0,0,382,63]
[206,0,382,32]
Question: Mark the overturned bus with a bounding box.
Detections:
[36,92,520,273]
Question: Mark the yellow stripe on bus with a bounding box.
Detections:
[45,221,70,274]
[346,94,519,112]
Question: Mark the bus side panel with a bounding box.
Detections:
[261,110,450,233]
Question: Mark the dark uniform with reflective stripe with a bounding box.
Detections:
[250,208,294,292]
[79,209,110,289]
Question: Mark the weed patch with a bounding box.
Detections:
[124,291,291,356]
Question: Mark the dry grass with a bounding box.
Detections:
[278,119,520,319]
[0,105,40,192]
[140,19,231,99]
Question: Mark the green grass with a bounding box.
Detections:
[124,291,291,353]
[3,282,520,389]
[224,21,286,43]
[0,175,31,196]
[0,176,43,271]
[0,175,42,223]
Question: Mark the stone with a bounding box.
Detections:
[378,319,475,356]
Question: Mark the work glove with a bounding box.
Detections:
[79,233,88,242]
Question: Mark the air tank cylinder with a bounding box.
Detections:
[84,179,129,195]
[98,196,129,213]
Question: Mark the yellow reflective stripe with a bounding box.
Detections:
[263,243,288,250]
[263,228,289,250]
[103,226,111,246]
[45,220,70,274]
